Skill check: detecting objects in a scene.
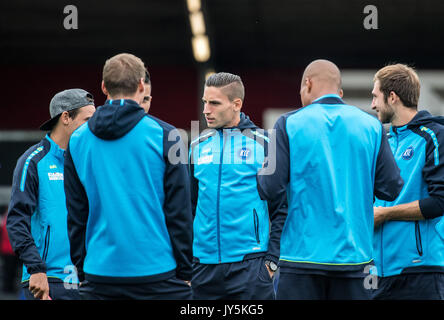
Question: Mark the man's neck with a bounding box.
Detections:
[223,114,241,129]
[392,107,418,127]
[49,128,68,150]
[311,90,341,103]
[108,94,139,102]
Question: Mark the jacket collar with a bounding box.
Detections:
[45,134,65,160]
[312,94,344,105]
[391,110,444,136]
[88,99,146,140]
[217,112,258,132]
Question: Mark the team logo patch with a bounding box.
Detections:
[197,154,213,165]
[402,146,414,160]
[238,148,251,160]
[48,172,64,181]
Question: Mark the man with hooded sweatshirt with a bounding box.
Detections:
[190,72,280,299]
[371,63,444,299]
[64,53,193,300]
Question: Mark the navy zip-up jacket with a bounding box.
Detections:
[190,113,283,264]
[257,94,404,271]
[64,99,193,283]
[7,135,78,284]
[374,110,444,277]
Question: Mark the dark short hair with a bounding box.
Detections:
[103,53,146,97]
[205,72,245,101]
[374,64,420,109]
[49,107,80,131]
[67,108,81,120]
[144,68,151,85]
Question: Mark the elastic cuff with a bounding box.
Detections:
[419,197,444,219]
[264,254,279,265]
[176,269,192,281]
[27,263,47,275]
[77,270,85,283]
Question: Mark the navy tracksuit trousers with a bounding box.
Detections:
[192,256,275,300]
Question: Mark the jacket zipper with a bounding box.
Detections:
[253,209,260,244]
[216,131,225,263]
[415,221,423,256]
[42,225,51,261]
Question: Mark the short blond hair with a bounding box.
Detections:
[374,64,420,109]
[103,53,146,97]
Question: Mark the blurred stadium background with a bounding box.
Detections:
[1,0,444,298]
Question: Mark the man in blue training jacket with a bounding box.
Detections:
[257,59,404,300]
[371,63,444,299]
[190,72,280,299]
[64,53,193,300]
[7,89,95,299]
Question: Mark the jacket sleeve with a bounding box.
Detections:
[418,126,444,219]
[64,144,89,282]
[374,126,404,201]
[256,116,289,264]
[163,128,193,281]
[6,150,46,275]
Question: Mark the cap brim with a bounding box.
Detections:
[39,115,60,131]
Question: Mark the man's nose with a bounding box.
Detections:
[203,103,211,114]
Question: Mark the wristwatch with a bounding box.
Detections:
[265,260,278,272]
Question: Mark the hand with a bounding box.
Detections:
[265,264,275,279]
[374,206,388,229]
[184,280,191,287]
[29,272,50,300]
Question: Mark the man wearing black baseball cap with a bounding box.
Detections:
[7,89,95,300]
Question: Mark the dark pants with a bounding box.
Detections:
[192,257,275,300]
[79,276,193,300]
[276,272,371,300]
[23,281,81,300]
[371,273,444,300]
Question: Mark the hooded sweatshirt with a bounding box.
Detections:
[64,99,193,283]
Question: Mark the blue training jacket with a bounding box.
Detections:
[7,135,78,284]
[64,99,193,283]
[257,94,404,272]
[373,110,444,277]
[190,113,281,264]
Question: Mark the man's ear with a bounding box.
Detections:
[101,80,108,96]
[138,78,145,94]
[60,111,70,125]
[232,98,243,112]
[388,91,399,105]
[339,88,344,98]
[306,78,313,94]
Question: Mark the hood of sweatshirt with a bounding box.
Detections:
[87,99,146,140]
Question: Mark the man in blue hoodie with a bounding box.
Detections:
[371,64,444,299]
[7,89,95,300]
[257,59,404,300]
[190,72,278,299]
[64,53,193,299]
